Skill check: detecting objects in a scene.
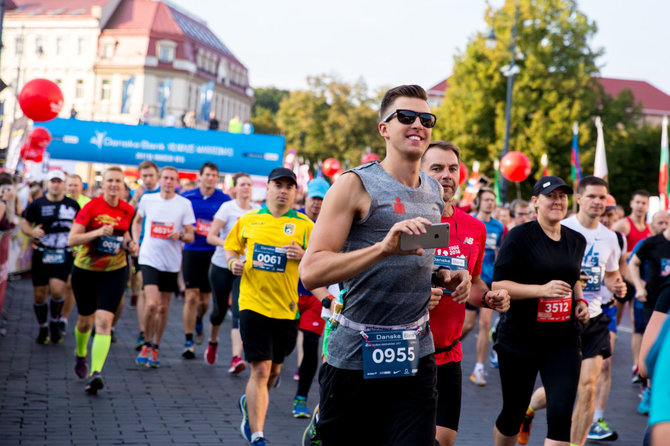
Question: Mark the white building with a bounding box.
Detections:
[1,0,253,146]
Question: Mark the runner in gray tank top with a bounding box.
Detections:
[300,85,472,446]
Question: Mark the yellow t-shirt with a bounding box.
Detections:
[224,206,314,320]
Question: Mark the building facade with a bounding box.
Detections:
[0,0,253,147]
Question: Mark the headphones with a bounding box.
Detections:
[473,187,495,212]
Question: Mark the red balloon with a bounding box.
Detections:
[20,142,45,162]
[500,151,531,182]
[19,78,64,122]
[332,169,346,181]
[322,158,341,177]
[459,162,468,185]
[361,152,380,164]
[29,127,52,149]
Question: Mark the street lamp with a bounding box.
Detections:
[488,1,520,203]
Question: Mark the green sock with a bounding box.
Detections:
[90,334,111,374]
[74,326,91,357]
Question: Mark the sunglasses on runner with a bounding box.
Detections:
[382,109,437,128]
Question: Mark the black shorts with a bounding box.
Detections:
[31,249,74,286]
[72,266,129,316]
[182,250,213,292]
[436,361,462,431]
[140,264,179,293]
[239,309,299,363]
[317,355,437,445]
[579,312,612,360]
[464,301,478,312]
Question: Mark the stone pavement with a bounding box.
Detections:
[0,276,648,445]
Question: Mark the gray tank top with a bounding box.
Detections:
[326,161,445,370]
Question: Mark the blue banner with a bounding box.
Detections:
[41,118,285,176]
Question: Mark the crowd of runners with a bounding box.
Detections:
[12,85,670,446]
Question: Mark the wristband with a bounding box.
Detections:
[227,257,237,270]
[578,298,588,307]
[481,291,490,309]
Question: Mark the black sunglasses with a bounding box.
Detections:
[382,109,437,128]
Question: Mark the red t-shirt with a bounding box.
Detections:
[74,196,135,271]
[625,216,651,254]
[431,207,486,365]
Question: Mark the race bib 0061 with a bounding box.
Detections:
[252,244,287,272]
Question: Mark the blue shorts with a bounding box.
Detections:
[601,304,618,333]
[634,298,648,334]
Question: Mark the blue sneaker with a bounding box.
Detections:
[489,351,499,368]
[182,340,195,359]
[251,437,267,446]
[293,396,310,418]
[239,394,251,441]
[638,387,651,415]
[195,321,204,345]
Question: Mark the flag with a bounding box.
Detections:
[158,77,171,119]
[594,117,608,180]
[493,158,501,205]
[462,161,480,205]
[121,76,135,114]
[541,153,549,177]
[571,122,582,183]
[660,115,669,211]
[198,81,215,122]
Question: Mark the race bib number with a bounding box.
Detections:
[434,255,467,271]
[252,244,287,272]
[362,330,419,380]
[150,221,174,239]
[582,266,602,291]
[97,235,123,255]
[486,233,498,250]
[662,258,670,277]
[195,219,212,237]
[43,249,65,265]
[537,294,572,322]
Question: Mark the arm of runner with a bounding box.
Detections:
[492,279,572,300]
[300,173,430,290]
[282,240,305,261]
[638,311,667,379]
[435,269,471,303]
[123,232,139,256]
[611,217,629,237]
[131,213,143,246]
[628,254,647,302]
[206,218,226,247]
[428,287,443,311]
[68,222,113,247]
[21,219,43,239]
[573,281,589,323]
[225,249,245,276]
[467,274,509,312]
[180,224,195,244]
[129,185,145,208]
[603,270,627,298]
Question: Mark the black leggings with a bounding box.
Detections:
[495,346,581,442]
[296,329,320,398]
[208,264,238,327]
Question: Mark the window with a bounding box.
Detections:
[15,37,24,56]
[35,36,44,55]
[102,43,114,59]
[56,37,65,55]
[158,45,173,62]
[77,37,86,56]
[75,79,84,99]
[101,80,111,101]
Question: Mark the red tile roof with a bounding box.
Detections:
[8,0,111,15]
[426,75,670,115]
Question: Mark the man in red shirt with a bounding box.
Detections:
[420,141,510,446]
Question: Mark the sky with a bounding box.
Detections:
[169,0,670,95]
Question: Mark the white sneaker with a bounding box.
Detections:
[470,368,486,386]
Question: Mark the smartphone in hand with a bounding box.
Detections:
[399,223,450,251]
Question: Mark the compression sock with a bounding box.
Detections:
[90,334,111,374]
[33,302,48,325]
[251,432,265,442]
[474,362,484,373]
[593,409,604,422]
[186,333,194,342]
[75,326,91,357]
[526,405,535,418]
[49,297,65,320]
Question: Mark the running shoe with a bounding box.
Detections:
[74,353,89,379]
[489,350,499,368]
[149,348,160,368]
[58,320,68,337]
[204,342,218,365]
[470,369,486,386]
[182,340,196,359]
[632,364,644,384]
[228,356,247,374]
[136,345,151,366]
[273,375,281,388]
[251,437,267,446]
[293,396,310,418]
[518,413,534,445]
[35,326,50,345]
[293,369,300,381]
[302,404,321,446]
[195,321,204,345]
[135,333,145,352]
[638,387,651,415]
[85,371,105,395]
[587,418,618,441]
[239,394,251,441]
[49,321,63,344]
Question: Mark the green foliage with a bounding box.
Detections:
[434,0,650,200]
[250,87,289,135]
[276,75,384,166]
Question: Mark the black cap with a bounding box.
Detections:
[268,167,297,185]
[533,175,573,196]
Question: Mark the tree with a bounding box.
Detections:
[276,75,384,166]
[433,0,641,199]
[250,87,289,135]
